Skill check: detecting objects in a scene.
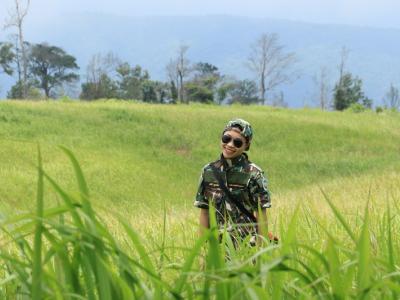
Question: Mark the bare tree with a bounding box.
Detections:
[271,91,288,108]
[80,52,121,99]
[313,66,331,110]
[337,46,349,87]
[4,0,30,98]
[86,52,121,84]
[247,33,296,105]
[177,45,191,103]
[383,83,400,111]
[166,44,191,103]
[166,58,178,90]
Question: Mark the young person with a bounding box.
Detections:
[194,119,272,246]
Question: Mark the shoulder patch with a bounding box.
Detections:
[248,163,263,173]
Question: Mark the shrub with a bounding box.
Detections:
[348,102,366,113]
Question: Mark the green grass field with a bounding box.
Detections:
[1,100,400,299]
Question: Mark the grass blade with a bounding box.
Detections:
[32,145,44,300]
[320,187,357,243]
[59,146,94,218]
[357,202,371,294]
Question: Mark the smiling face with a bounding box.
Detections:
[221,129,248,159]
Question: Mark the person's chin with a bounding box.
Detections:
[223,149,237,158]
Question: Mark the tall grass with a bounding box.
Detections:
[1,148,400,299]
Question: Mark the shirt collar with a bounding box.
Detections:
[220,153,247,169]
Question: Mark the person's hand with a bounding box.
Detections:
[268,232,279,244]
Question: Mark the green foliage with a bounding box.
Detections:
[80,62,168,102]
[185,62,221,103]
[141,80,168,103]
[29,43,79,98]
[228,79,260,105]
[7,80,42,100]
[0,42,15,76]
[169,81,178,103]
[185,82,214,103]
[80,74,119,100]
[333,73,372,111]
[348,102,367,113]
[116,63,148,100]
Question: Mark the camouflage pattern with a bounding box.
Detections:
[224,119,253,141]
[194,153,271,241]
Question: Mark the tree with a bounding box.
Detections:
[333,73,371,110]
[337,47,349,88]
[228,79,259,105]
[216,81,235,105]
[193,62,220,89]
[383,84,400,111]
[185,82,214,103]
[185,62,221,103]
[247,33,296,104]
[151,81,170,103]
[116,63,149,100]
[0,42,15,75]
[86,52,120,86]
[4,0,30,98]
[313,66,331,110]
[166,59,179,102]
[141,80,157,102]
[80,74,118,100]
[80,52,120,100]
[176,45,191,103]
[193,62,218,80]
[166,44,191,103]
[29,43,79,98]
[7,80,41,99]
[271,91,288,108]
[169,80,178,103]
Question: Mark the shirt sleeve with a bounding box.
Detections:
[250,170,271,209]
[193,166,209,209]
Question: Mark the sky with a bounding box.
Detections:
[1,0,400,30]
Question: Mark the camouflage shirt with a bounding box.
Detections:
[194,153,271,238]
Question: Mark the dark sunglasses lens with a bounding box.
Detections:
[221,135,232,144]
[222,135,244,148]
[233,139,243,148]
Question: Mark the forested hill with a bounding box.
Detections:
[1,14,400,106]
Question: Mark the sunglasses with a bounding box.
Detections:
[221,134,245,148]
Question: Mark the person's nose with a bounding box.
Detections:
[227,140,236,147]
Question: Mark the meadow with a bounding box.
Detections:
[0,100,399,299]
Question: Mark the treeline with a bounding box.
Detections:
[0,1,399,111]
[0,38,296,106]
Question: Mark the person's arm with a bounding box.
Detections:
[250,167,272,243]
[194,165,210,235]
[199,208,209,235]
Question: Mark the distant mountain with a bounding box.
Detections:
[1,14,399,107]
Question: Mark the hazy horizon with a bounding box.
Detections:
[1,0,400,30]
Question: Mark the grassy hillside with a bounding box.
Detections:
[1,100,400,299]
[0,100,399,214]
